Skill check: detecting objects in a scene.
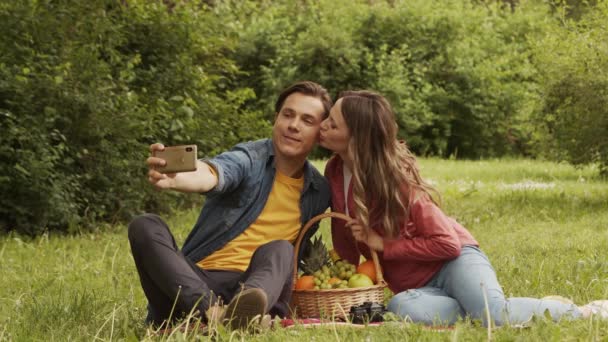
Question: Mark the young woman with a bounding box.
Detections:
[318,90,607,326]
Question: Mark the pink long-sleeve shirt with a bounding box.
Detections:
[325,155,478,294]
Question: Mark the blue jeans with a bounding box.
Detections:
[387,246,582,326]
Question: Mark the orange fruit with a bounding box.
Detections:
[295,275,315,290]
[328,277,341,285]
[356,260,377,284]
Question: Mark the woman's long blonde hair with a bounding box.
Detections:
[340,91,439,238]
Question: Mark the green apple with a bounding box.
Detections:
[347,273,374,288]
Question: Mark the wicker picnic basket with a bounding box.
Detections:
[290,212,387,318]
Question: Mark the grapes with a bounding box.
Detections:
[307,259,359,290]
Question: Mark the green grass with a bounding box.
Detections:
[1,158,608,341]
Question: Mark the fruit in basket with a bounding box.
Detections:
[328,277,349,289]
[295,275,315,290]
[300,236,330,275]
[356,260,377,283]
[298,237,368,290]
[328,277,341,285]
[331,260,356,280]
[347,273,374,288]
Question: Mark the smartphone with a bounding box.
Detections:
[152,145,197,173]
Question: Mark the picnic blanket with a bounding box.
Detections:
[279,318,455,331]
[279,318,384,329]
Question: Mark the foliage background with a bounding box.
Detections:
[0,0,606,234]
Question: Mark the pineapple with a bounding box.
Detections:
[300,236,330,275]
[329,249,341,263]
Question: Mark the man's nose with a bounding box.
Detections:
[288,117,300,131]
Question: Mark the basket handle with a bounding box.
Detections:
[293,212,385,285]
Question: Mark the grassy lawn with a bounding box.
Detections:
[1,158,608,341]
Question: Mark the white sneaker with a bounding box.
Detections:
[579,300,608,319]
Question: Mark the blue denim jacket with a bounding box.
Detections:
[181,138,330,265]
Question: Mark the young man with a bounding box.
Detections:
[128,81,332,330]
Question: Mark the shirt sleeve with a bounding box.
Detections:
[203,143,253,195]
[382,197,462,261]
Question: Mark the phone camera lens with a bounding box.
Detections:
[186,147,193,152]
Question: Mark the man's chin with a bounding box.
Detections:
[276,146,309,159]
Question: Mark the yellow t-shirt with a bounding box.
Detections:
[197,170,304,272]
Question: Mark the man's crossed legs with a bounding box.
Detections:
[128,214,294,330]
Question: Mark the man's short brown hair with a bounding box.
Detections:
[275,81,332,118]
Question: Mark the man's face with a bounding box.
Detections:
[272,92,326,160]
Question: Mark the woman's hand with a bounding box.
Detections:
[346,219,384,252]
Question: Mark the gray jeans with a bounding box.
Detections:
[128,214,294,326]
[387,245,582,326]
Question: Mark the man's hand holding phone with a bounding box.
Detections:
[147,143,197,190]
[146,143,218,193]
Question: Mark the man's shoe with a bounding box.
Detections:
[224,288,268,330]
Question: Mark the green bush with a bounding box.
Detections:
[231,0,550,158]
[2,0,607,234]
[532,1,608,174]
[0,1,268,234]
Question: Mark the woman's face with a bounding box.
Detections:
[319,99,350,155]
